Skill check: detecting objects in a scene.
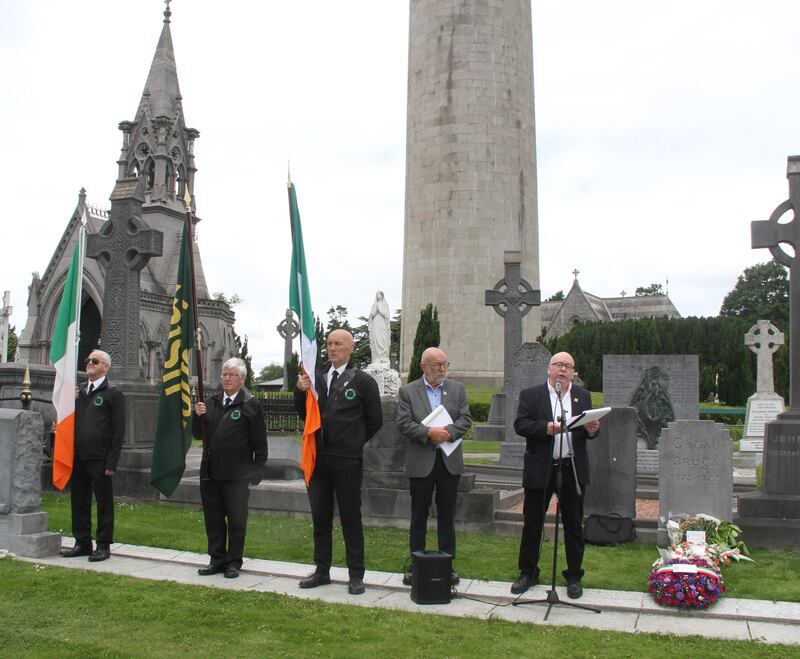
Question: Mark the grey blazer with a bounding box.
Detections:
[397,377,472,478]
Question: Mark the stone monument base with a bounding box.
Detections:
[363,361,400,397]
[500,441,524,468]
[0,511,61,557]
[737,492,800,549]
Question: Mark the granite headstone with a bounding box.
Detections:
[499,342,550,467]
[658,420,733,545]
[741,320,785,453]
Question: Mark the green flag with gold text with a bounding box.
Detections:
[150,221,195,497]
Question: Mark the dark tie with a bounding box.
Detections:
[224,397,232,410]
[329,370,339,393]
[88,383,94,396]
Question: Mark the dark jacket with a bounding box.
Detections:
[294,362,383,460]
[75,379,126,471]
[193,388,268,480]
[514,382,595,489]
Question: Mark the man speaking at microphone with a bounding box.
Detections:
[511,352,600,599]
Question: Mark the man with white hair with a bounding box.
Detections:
[60,349,125,562]
[193,357,268,579]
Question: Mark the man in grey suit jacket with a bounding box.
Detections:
[397,347,472,586]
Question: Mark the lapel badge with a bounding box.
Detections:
[231,409,241,420]
[344,388,356,400]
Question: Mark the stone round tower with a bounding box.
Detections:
[401,0,541,385]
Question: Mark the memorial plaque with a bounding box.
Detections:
[604,355,698,449]
[585,407,637,518]
[636,450,659,474]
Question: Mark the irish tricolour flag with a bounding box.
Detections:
[288,181,320,485]
[51,231,84,490]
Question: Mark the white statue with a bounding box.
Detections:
[368,291,391,364]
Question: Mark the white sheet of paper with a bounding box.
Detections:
[567,407,612,430]
[421,404,461,457]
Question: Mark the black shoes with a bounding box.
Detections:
[60,544,93,558]
[567,579,583,599]
[224,566,240,579]
[510,573,537,595]
[88,548,110,562]
[347,578,365,595]
[197,563,225,576]
[299,572,331,589]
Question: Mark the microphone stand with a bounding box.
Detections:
[514,384,600,620]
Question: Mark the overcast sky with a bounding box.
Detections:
[1,1,797,372]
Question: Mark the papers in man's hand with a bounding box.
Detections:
[422,404,461,457]
[567,406,611,430]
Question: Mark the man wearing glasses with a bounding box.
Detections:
[511,352,600,599]
[60,350,125,562]
[397,347,472,586]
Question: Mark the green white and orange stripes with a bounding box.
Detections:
[50,223,85,490]
[288,181,320,485]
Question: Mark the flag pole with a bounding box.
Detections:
[182,187,207,454]
[75,208,88,370]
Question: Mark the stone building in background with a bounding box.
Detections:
[17,5,236,383]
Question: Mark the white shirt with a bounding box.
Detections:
[87,376,106,393]
[548,382,573,459]
[327,364,346,391]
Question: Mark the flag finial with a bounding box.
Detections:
[287,160,292,188]
[182,186,193,212]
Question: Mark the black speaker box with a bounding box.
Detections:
[410,550,452,605]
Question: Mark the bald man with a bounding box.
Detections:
[397,347,472,586]
[511,351,600,599]
[294,329,383,595]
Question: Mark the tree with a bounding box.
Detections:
[408,304,440,381]
[350,315,371,367]
[325,305,351,333]
[635,283,663,296]
[314,313,325,368]
[211,292,242,307]
[258,362,283,382]
[390,308,402,369]
[235,332,254,389]
[720,261,789,327]
[286,351,300,387]
[545,290,565,302]
[6,326,16,362]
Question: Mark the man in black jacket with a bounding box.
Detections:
[294,329,383,595]
[511,352,600,599]
[60,350,125,562]
[193,357,268,579]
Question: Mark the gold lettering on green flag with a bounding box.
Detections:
[151,224,195,497]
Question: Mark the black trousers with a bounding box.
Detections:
[200,477,251,569]
[518,461,586,581]
[408,450,460,558]
[70,457,114,548]
[307,455,364,579]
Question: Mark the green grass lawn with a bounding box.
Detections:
[3,559,793,658]
[40,494,800,602]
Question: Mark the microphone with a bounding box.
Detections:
[555,381,562,396]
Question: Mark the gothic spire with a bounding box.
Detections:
[139,1,182,120]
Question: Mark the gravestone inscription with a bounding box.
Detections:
[658,420,733,545]
[741,320,785,452]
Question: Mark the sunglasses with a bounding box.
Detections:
[85,358,105,366]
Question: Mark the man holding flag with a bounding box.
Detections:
[287,180,382,595]
[60,350,125,562]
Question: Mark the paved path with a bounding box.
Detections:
[15,540,800,646]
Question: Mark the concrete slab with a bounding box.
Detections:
[748,621,800,645]
[636,614,752,641]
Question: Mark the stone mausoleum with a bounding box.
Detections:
[17,5,236,384]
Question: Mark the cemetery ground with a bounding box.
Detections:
[1,494,797,655]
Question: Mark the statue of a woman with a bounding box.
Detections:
[368,291,391,363]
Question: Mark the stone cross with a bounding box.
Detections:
[276,309,300,391]
[752,155,800,414]
[0,291,11,363]
[485,250,541,391]
[87,214,163,381]
[744,320,784,394]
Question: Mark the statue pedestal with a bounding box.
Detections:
[364,361,400,397]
